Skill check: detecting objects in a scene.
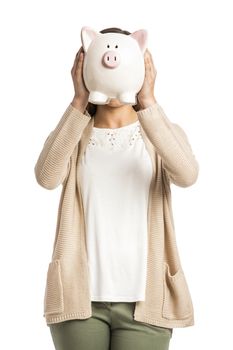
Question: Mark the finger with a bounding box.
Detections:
[148,51,156,73]
[145,48,151,59]
[150,56,157,77]
[76,52,84,73]
[149,60,156,79]
[71,55,78,75]
[74,48,83,68]
[144,59,149,77]
[146,54,152,72]
[144,50,150,63]
[144,56,151,78]
[71,47,83,73]
[146,51,156,78]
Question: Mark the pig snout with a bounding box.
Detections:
[102,50,120,68]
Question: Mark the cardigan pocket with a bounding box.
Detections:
[162,262,193,320]
[43,259,64,316]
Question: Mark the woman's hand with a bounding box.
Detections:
[71,47,89,110]
[137,49,157,109]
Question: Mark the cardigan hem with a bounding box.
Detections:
[44,311,92,325]
[44,311,194,328]
[134,312,194,328]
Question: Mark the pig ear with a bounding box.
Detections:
[130,29,148,54]
[81,26,99,52]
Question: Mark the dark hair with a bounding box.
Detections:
[84,27,142,116]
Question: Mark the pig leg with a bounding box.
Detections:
[118,92,136,105]
[89,91,110,104]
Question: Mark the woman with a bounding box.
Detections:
[35,27,199,350]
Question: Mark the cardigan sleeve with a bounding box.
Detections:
[137,102,199,187]
[34,103,91,190]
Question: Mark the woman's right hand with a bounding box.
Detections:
[71,47,89,110]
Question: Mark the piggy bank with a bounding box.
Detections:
[81,26,148,105]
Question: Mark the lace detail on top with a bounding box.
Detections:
[88,120,142,152]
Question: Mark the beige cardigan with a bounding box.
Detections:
[34,102,199,328]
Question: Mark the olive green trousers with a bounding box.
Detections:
[49,301,173,350]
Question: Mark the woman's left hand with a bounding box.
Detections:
[137,49,157,109]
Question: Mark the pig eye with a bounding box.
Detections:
[107,44,110,48]
[115,45,118,48]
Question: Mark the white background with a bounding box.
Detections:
[0,0,232,349]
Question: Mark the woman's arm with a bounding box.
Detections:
[137,101,199,187]
[34,48,90,190]
[137,49,199,187]
[34,99,91,190]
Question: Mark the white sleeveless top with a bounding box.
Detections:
[79,119,153,302]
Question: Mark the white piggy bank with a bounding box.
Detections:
[81,26,148,105]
